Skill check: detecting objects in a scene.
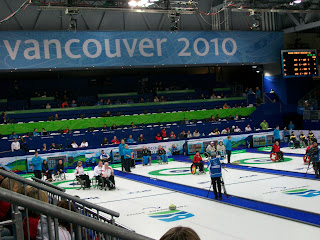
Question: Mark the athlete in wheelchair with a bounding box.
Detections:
[270,141,284,162]
[74,161,91,189]
[54,159,66,181]
[101,162,116,190]
[142,146,152,166]
[157,145,168,164]
[93,161,104,189]
[205,142,216,158]
[216,141,226,158]
[191,151,205,174]
[289,131,300,149]
[304,144,312,164]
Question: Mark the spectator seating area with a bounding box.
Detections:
[0,117,255,158]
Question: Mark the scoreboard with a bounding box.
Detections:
[281,50,318,78]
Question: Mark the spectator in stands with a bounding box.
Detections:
[127,98,134,104]
[42,143,47,151]
[61,101,69,108]
[111,136,120,145]
[71,141,78,148]
[80,140,88,148]
[101,137,108,146]
[54,160,65,176]
[102,124,107,131]
[127,135,135,143]
[231,125,236,133]
[41,128,48,136]
[1,111,7,124]
[0,178,19,225]
[248,88,254,95]
[102,162,116,190]
[137,134,145,142]
[288,121,295,130]
[208,130,217,136]
[234,114,239,120]
[75,161,91,189]
[210,93,217,99]
[11,138,20,152]
[206,142,215,154]
[139,98,144,103]
[217,141,226,156]
[226,115,233,121]
[19,136,28,153]
[220,93,225,98]
[96,99,104,106]
[169,131,176,139]
[63,127,71,134]
[209,115,215,122]
[54,113,59,121]
[179,130,187,139]
[42,160,52,181]
[51,142,56,150]
[160,226,200,240]
[100,150,110,162]
[260,120,269,130]
[215,128,220,135]
[130,122,136,128]
[111,124,117,130]
[193,129,200,137]
[9,131,18,140]
[186,130,192,138]
[200,93,206,99]
[245,125,252,132]
[115,99,121,105]
[215,114,220,121]
[234,126,241,133]
[69,99,76,107]
[221,127,230,135]
[223,103,228,109]
[105,111,111,117]
[45,102,51,109]
[154,96,159,102]
[256,87,261,100]
[106,99,112,105]
[161,128,167,138]
[160,96,166,102]
[181,118,189,124]
[33,128,40,137]
[155,133,163,141]
[32,152,43,179]
[56,200,77,239]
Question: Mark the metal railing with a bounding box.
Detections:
[31,177,66,192]
[303,110,320,120]
[0,188,154,240]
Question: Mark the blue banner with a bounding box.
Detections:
[0,31,283,70]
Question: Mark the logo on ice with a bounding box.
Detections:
[283,188,320,198]
[149,210,194,222]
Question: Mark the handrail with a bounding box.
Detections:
[31,177,66,192]
[0,169,120,218]
[0,188,154,240]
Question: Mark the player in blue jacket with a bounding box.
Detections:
[207,153,223,200]
[310,142,320,178]
[31,151,43,179]
[123,144,132,172]
[224,136,232,164]
[273,126,281,143]
[119,139,126,171]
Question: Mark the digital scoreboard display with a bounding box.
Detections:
[281,50,318,78]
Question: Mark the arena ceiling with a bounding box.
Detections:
[0,0,319,32]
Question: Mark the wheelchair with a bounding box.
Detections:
[95,176,115,191]
[53,172,66,181]
[289,140,301,149]
[303,155,311,164]
[142,156,152,166]
[190,163,205,175]
[270,152,284,162]
[157,155,168,164]
[73,176,86,190]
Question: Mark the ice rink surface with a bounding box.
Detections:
[52,149,320,240]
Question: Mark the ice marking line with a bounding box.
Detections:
[225,176,282,186]
[94,192,175,204]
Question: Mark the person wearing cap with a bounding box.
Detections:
[206,142,216,154]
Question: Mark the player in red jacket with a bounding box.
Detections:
[192,151,204,173]
[271,141,283,161]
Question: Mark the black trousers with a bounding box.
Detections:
[100,175,115,189]
[226,150,231,163]
[211,177,222,198]
[131,158,135,168]
[34,170,42,179]
[312,162,320,177]
[193,162,204,172]
[124,158,131,172]
[43,170,52,180]
[79,175,91,188]
[276,151,283,160]
[121,156,125,171]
